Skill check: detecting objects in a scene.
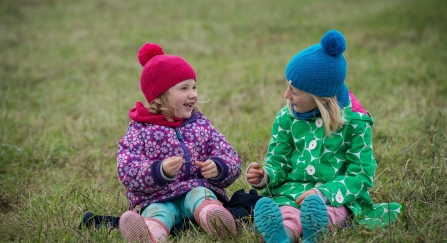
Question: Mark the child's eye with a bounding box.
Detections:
[289,87,297,95]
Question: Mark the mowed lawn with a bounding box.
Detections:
[1,0,446,242]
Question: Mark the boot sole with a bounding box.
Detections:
[206,207,237,237]
[119,211,152,243]
[300,194,328,243]
[254,197,289,243]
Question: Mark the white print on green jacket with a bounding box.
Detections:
[261,100,401,228]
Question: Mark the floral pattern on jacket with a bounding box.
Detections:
[117,112,242,210]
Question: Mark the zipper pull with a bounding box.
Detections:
[175,128,183,141]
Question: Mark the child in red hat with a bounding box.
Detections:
[117,43,242,242]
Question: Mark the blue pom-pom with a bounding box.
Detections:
[320,30,346,56]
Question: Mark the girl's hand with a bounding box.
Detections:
[162,156,183,178]
[246,163,264,185]
[195,160,220,178]
[296,189,317,205]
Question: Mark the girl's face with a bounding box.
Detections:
[166,79,197,119]
[284,83,317,113]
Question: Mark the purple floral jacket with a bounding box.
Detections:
[117,112,242,210]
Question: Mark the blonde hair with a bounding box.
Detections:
[311,95,346,136]
[147,92,199,122]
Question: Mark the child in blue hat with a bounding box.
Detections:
[246,30,401,243]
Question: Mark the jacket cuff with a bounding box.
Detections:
[252,171,268,189]
[245,162,268,189]
[313,188,329,204]
[207,157,228,182]
[160,161,176,182]
[152,160,171,187]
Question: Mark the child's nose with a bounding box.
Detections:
[284,90,291,99]
[188,90,198,98]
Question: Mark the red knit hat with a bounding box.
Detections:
[138,43,196,103]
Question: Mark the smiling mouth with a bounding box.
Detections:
[184,102,195,109]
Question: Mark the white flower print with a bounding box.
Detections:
[174,147,184,158]
[146,142,160,158]
[211,131,221,142]
[128,168,137,177]
[153,131,164,140]
[185,132,194,141]
[306,165,316,175]
[132,180,139,188]
[122,135,135,148]
[167,132,179,144]
[160,146,169,154]
[117,153,128,164]
[196,127,208,142]
[336,190,344,203]
[195,143,205,152]
[161,142,172,154]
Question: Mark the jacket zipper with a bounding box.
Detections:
[175,127,191,179]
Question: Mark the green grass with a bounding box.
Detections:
[1,0,446,242]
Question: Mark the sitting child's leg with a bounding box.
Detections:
[119,202,179,243]
[280,206,302,242]
[326,205,349,231]
[279,198,350,243]
[300,195,328,243]
[253,196,350,243]
[282,203,350,234]
[254,197,290,243]
[184,186,236,237]
[79,211,120,230]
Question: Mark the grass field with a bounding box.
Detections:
[1,0,446,242]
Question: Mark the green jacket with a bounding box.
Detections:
[261,99,401,228]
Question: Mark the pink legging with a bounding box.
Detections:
[280,205,349,237]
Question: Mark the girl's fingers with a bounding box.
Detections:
[246,173,257,179]
[246,172,263,180]
[195,161,206,167]
[247,169,263,176]
[247,178,261,184]
[197,160,217,170]
[202,167,217,178]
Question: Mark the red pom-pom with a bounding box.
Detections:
[137,43,164,66]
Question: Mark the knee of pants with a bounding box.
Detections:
[141,201,181,230]
[327,205,349,226]
[141,202,178,219]
[183,187,217,216]
[280,206,303,236]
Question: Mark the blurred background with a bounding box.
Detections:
[1,0,446,242]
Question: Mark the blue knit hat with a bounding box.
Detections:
[285,30,349,107]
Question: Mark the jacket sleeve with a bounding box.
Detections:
[205,122,242,188]
[116,122,169,195]
[318,118,377,207]
[263,110,293,188]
